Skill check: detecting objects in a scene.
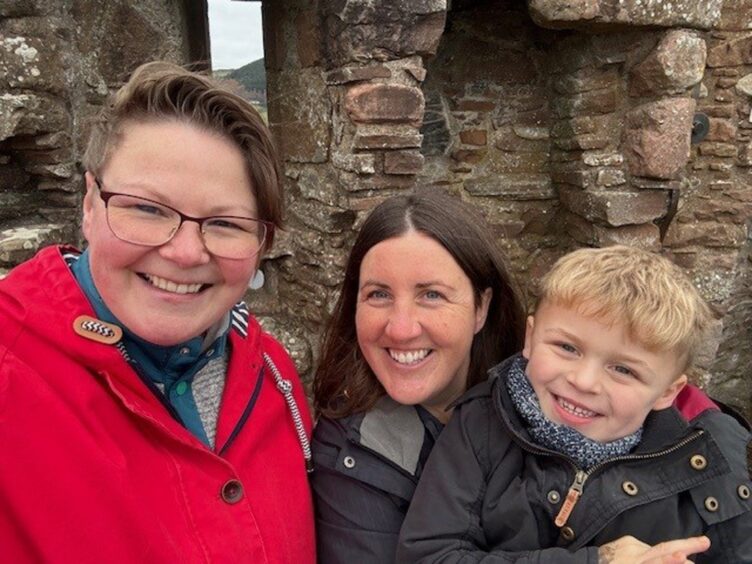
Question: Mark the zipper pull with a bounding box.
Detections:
[555,470,587,528]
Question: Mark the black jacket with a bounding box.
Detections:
[311,397,442,564]
[397,356,752,563]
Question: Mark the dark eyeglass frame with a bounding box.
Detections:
[94,177,273,258]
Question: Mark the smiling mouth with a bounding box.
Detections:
[388,349,431,365]
[557,396,599,419]
[140,273,209,295]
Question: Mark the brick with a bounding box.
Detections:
[560,188,668,226]
[383,150,424,175]
[345,83,424,126]
[625,98,695,179]
[459,129,487,146]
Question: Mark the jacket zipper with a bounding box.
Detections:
[552,429,705,528]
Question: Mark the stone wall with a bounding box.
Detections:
[263,0,752,416]
[0,1,207,273]
[1,0,751,415]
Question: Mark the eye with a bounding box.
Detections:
[364,288,390,301]
[132,203,168,217]
[612,365,636,378]
[558,342,577,354]
[205,218,250,232]
[423,289,445,301]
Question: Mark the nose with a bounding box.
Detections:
[158,220,211,266]
[384,301,422,342]
[565,361,602,393]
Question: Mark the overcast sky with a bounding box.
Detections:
[208,0,264,70]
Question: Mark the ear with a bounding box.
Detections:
[82,171,98,241]
[473,288,492,334]
[652,374,688,411]
[522,315,535,360]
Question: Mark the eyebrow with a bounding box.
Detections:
[359,280,456,291]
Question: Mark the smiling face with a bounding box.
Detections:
[82,120,258,346]
[522,300,687,443]
[355,230,491,422]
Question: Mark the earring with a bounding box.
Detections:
[248,269,265,290]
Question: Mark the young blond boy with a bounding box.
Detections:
[397,245,752,563]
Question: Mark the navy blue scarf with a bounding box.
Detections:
[506,355,642,469]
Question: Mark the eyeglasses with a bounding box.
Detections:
[94,178,271,260]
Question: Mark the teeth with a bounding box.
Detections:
[389,349,430,365]
[558,397,597,418]
[145,274,203,295]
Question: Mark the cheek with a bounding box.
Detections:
[355,306,378,342]
[218,259,255,287]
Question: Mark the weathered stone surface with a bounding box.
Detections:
[664,220,748,248]
[383,150,424,175]
[553,67,618,95]
[529,0,722,30]
[288,199,355,233]
[295,8,323,67]
[631,177,682,190]
[551,114,616,151]
[460,129,487,146]
[705,118,737,142]
[324,9,446,66]
[354,127,423,149]
[717,0,752,31]
[465,174,555,200]
[325,64,392,85]
[495,126,549,152]
[345,83,424,126]
[551,86,618,118]
[0,32,66,95]
[735,72,752,97]
[268,68,331,163]
[0,223,72,265]
[629,30,706,96]
[567,212,662,250]
[331,151,376,175]
[0,92,68,141]
[698,142,737,158]
[625,97,695,179]
[707,33,752,67]
[560,188,668,226]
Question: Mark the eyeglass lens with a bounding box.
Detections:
[104,193,266,259]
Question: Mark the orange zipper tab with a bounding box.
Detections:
[555,470,587,527]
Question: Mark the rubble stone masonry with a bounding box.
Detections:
[1,0,750,416]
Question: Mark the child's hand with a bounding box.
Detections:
[598,535,710,563]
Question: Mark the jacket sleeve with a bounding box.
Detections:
[695,411,752,563]
[312,416,409,564]
[396,399,599,564]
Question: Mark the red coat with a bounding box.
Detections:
[0,246,315,563]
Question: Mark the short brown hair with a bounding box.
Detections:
[313,189,525,419]
[82,61,282,246]
[539,245,713,372]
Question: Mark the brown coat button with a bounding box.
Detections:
[221,479,244,504]
[561,526,576,541]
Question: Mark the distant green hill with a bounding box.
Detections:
[229,58,266,91]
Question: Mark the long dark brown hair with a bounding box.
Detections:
[313,188,525,419]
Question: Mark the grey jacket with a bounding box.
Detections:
[398,356,752,563]
[312,397,442,564]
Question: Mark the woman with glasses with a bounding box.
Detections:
[0,62,314,563]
